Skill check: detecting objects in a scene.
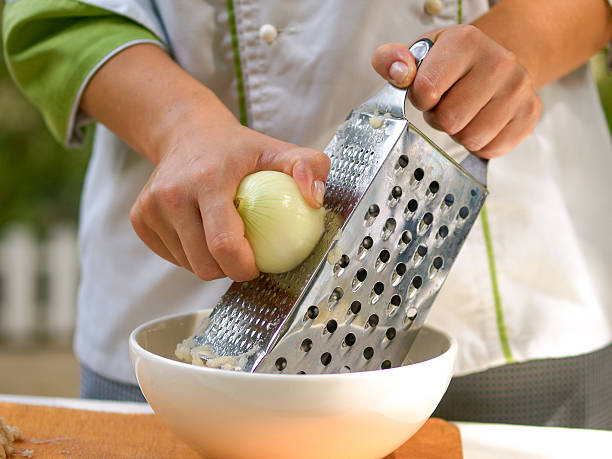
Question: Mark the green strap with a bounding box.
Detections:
[480,205,514,362]
[226,0,248,126]
[590,47,612,134]
[457,0,513,361]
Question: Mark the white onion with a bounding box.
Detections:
[234,171,325,273]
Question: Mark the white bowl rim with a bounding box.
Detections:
[129,309,457,382]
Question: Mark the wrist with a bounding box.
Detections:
[80,43,240,164]
[471,15,539,87]
[144,88,240,166]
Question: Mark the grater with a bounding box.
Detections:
[190,39,488,374]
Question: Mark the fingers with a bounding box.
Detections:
[407,27,475,111]
[257,144,331,209]
[422,66,498,135]
[131,176,228,280]
[383,24,542,158]
[471,98,541,159]
[371,42,418,88]
[130,204,183,268]
[130,183,193,270]
[174,208,225,280]
[199,194,259,282]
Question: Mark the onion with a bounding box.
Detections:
[234,171,325,273]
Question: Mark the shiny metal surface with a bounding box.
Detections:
[194,40,488,374]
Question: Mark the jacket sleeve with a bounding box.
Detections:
[2,0,165,148]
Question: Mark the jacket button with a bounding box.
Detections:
[259,24,278,44]
[424,0,443,15]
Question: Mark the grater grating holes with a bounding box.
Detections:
[364,204,380,226]
[275,357,287,371]
[306,306,319,320]
[395,155,409,172]
[382,218,396,240]
[408,276,423,299]
[391,263,406,286]
[321,352,332,366]
[326,319,338,334]
[388,186,402,207]
[367,314,379,328]
[412,168,425,184]
[370,282,385,304]
[404,308,418,328]
[437,225,449,240]
[429,256,444,278]
[350,301,362,315]
[344,333,356,347]
[387,294,402,317]
[404,199,418,219]
[418,212,434,234]
[398,231,412,253]
[358,236,374,259]
[413,245,428,266]
[375,249,390,272]
[458,206,470,219]
[363,347,374,360]
[352,268,368,291]
[381,360,392,370]
[301,338,313,352]
[442,193,455,210]
[333,254,350,277]
[427,181,440,196]
[385,327,397,341]
[328,287,343,308]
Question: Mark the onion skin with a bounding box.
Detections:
[235,171,325,273]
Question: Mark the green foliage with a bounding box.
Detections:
[0,1,91,236]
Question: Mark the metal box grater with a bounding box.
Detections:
[190,40,488,374]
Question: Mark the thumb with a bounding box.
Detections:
[257,146,331,209]
[371,42,418,88]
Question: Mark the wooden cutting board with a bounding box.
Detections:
[0,402,462,458]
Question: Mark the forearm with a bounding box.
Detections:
[473,0,612,89]
[79,43,238,164]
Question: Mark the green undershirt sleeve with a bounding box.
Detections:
[2,0,164,148]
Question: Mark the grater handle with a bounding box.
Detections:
[360,39,434,118]
[409,39,489,187]
[364,38,489,187]
[408,39,489,187]
[409,38,434,69]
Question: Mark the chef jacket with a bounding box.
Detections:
[3,0,612,384]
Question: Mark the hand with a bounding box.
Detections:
[371,24,542,159]
[130,114,330,282]
[80,44,330,282]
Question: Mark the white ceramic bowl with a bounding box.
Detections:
[129,310,456,459]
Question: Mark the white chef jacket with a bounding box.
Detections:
[72,0,612,384]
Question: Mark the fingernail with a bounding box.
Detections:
[313,180,325,207]
[389,61,410,86]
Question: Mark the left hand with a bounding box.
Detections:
[371,25,542,159]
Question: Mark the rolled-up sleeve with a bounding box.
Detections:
[2,0,165,147]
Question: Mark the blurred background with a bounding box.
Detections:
[0,0,611,398]
[0,1,90,396]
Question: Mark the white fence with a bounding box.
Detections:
[0,224,78,344]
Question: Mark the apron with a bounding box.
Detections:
[73,0,612,384]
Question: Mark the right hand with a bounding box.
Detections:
[130,113,330,282]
